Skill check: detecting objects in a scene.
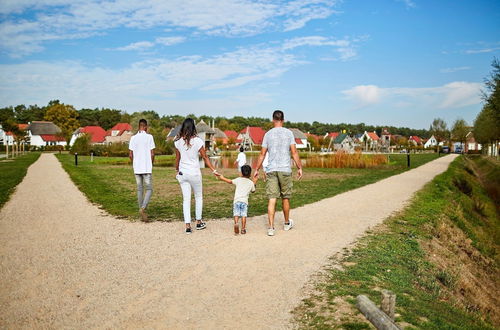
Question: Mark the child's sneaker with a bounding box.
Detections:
[267,228,275,236]
[284,219,294,231]
[196,222,206,230]
[186,227,192,234]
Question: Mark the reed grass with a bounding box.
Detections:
[306,150,388,168]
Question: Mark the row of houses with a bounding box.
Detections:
[0,121,133,147]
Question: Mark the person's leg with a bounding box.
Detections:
[141,174,153,209]
[241,216,247,232]
[190,175,205,229]
[282,198,290,223]
[134,174,144,209]
[268,198,277,228]
[179,179,192,227]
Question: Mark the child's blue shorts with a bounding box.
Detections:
[233,202,248,217]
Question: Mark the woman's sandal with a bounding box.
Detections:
[234,224,239,235]
[241,228,246,235]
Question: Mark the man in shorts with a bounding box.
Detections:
[254,110,303,236]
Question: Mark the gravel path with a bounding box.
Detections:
[0,153,457,329]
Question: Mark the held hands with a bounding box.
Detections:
[297,168,303,180]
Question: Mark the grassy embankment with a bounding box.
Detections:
[56,153,439,221]
[294,155,499,329]
[0,152,41,208]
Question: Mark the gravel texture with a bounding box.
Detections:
[0,153,457,329]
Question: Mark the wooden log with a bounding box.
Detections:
[356,295,400,330]
[381,290,396,320]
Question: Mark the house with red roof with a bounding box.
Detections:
[360,131,380,151]
[27,121,66,147]
[289,128,308,149]
[238,126,266,150]
[2,123,29,145]
[69,126,107,146]
[105,123,133,144]
[408,136,423,146]
[325,132,340,140]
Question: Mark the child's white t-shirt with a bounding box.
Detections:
[174,136,204,175]
[236,152,246,167]
[231,177,255,204]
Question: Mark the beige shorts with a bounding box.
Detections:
[266,171,293,199]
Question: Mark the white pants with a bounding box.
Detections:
[177,173,203,224]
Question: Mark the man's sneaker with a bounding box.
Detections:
[284,219,294,231]
[267,228,275,236]
[140,208,148,222]
[196,222,206,230]
[186,227,192,234]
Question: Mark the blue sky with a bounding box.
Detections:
[0,0,499,129]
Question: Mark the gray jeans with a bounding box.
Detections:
[135,174,153,209]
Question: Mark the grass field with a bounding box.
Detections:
[293,155,499,329]
[0,152,41,208]
[56,153,439,221]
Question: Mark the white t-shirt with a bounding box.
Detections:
[129,131,155,174]
[236,152,247,168]
[174,136,204,175]
[262,127,296,173]
[232,177,255,204]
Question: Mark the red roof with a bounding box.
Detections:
[224,130,239,139]
[5,124,29,136]
[327,132,340,139]
[295,138,303,144]
[240,127,266,145]
[367,132,379,140]
[409,136,422,144]
[41,134,65,142]
[108,123,132,136]
[80,126,107,143]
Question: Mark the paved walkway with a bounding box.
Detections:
[0,153,457,329]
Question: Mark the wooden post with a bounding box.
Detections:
[356,295,400,330]
[381,290,396,320]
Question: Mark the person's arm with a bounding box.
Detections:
[174,148,181,175]
[217,174,233,184]
[252,175,258,185]
[150,149,155,165]
[253,147,267,178]
[290,144,303,180]
[129,150,133,162]
[199,146,220,176]
[150,136,156,165]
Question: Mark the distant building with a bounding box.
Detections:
[212,128,228,145]
[424,135,438,148]
[105,123,133,144]
[27,121,66,147]
[408,136,423,146]
[289,128,308,149]
[166,120,216,150]
[465,132,481,153]
[70,126,107,146]
[360,131,380,150]
[380,128,391,151]
[333,133,355,152]
[238,126,266,150]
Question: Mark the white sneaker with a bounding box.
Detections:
[284,219,294,231]
[267,228,275,236]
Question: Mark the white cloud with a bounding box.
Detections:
[464,47,500,54]
[282,35,364,61]
[342,81,481,109]
[440,66,470,73]
[0,0,339,57]
[155,36,186,46]
[396,0,416,8]
[115,41,155,51]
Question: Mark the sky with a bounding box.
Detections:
[0,0,499,129]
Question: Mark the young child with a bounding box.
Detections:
[218,165,258,235]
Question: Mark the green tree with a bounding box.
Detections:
[429,118,449,143]
[44,103,80,144]
[97,108,122,130]
[451,119,469,151]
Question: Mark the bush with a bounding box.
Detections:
[71,134,91,155]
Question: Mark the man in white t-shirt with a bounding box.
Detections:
[254,110,303,236]
[235,146,247,172]
[129,119,156,222]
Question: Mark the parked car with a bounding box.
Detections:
[441,146,450,154]
[454,147,463,154]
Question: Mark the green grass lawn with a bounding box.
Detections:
[56,153,439,221]
[293,155,499,329]
[0,152,41,208]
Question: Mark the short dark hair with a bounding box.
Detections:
[239,146,244,152]
[272,110,284,121]
[241,165,252,178]
[139,119,148,126]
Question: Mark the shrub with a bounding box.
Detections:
[70,134,91,155]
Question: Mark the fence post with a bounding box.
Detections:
[381,290,396,320]
[407,152,410,168]
[356,295,400,330]
[75,152,78,166]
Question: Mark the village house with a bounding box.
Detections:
[70,126,107,146]
[27,121,66,147]
[238,126,266,150]
[465,132,481,153]
[212,128,228,145]
[105,123,133,144]
[408,136,423,146]
[380,128,391,151]
[424,135,438,149]
[0,124,5,145]
[333,133,355,152]
[360,131,380,151]
[167,120,216,150]
[289,128,308,149]
[1,124,28,146]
